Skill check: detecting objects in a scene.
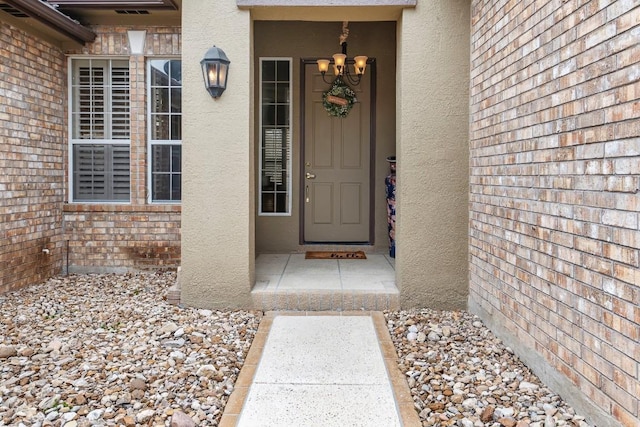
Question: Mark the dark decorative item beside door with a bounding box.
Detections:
[386,156,396,258]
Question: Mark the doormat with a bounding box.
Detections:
[305,251,367,260]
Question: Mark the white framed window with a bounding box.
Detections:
[147,59,182,203]
[259,58,292,215]
[69,58,130,202]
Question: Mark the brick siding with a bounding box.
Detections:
[62,26,182,273]
[0,22,66,294]
[469,1,639,426]
[1,24,183,293]
[63,204,181,273]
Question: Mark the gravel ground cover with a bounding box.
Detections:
[0,272,261,427]
[1,273,592,427]
[385,310,591,427]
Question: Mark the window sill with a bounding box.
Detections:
[63,203,181,213]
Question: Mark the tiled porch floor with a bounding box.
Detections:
[251,253,399,311]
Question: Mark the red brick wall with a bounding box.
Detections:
[469,1,639,426]
[63,205,181,272]
[0,22,66,294]
[62,26,182,273]
[1,24,183,293]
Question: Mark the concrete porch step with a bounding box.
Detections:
[250,289,400,311]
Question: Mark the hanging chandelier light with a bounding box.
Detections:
[317,21,368,86]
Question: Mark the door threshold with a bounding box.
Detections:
[299,244,376,253]
[303,242,371,245]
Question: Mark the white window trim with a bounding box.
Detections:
[147,57,182,204]
[67,56,131,204]
[258,57,293,216]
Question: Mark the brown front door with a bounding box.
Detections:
[303,63,372,243]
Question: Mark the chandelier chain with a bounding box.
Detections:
[340,21,349,45]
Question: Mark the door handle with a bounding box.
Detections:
[305,172,316,180]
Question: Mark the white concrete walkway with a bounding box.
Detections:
[219,312,421,427]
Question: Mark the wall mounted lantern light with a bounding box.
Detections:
[317,21,368,86]
[201,46,230,98]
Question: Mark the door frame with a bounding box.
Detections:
[299,58,377,245]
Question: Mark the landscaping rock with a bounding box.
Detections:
[385,310,591,427]
[0,272,260,427]
[0,345,17,358]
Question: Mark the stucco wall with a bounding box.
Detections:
[254,21,397,253]
[0,22,66,294]
[180,0,470,309]
[180,0,254,308]
[396,1,471,309]
[469,1,639,426]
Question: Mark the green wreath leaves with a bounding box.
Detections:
[322,77,357,118]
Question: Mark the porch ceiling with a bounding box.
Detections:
[237,0,416,6]
[236,0,415,21]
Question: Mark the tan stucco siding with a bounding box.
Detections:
[180,0,470,309]
[396,1,471,309]
[180,0,254,308]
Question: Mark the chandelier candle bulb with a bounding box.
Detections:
[317,59,330,73]
[354,56,368,75]
[333,53,346,69]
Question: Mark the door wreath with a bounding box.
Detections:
[322,77,357,118]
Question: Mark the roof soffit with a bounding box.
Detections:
[2,0,96,43]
